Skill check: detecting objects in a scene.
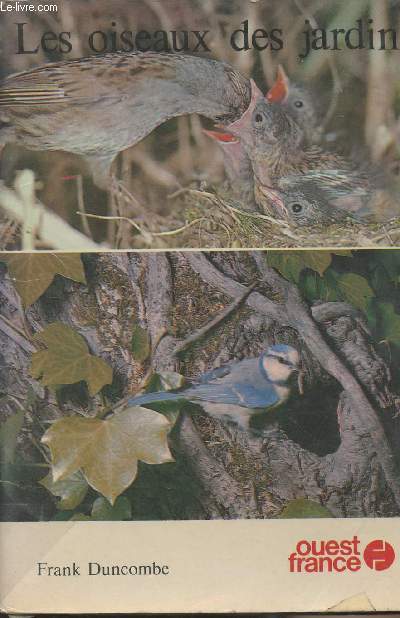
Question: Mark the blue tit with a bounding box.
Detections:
[128,344,301,430]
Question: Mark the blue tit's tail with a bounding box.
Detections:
[128,391,186,408]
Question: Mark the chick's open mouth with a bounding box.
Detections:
[202,126,240,144]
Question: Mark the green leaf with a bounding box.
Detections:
[145,371,187,394]
[143,371,187,421]
[279,498,334,519]
[0,409,24,464]
[301,270,340,303]
[91,496,132,520]
[31,322,113,396]
[0,254,86,307]
[131,325,151,363]
[42,405,174,505]
[53,511,75,521]
[374,251,400,285]
[40,470,89,510]
[337,273,375,313]
[377,302,400,347]
[300,252,334,277]
[266,251,333,283]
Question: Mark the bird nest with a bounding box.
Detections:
[129,187,400,250]
[1,174,399,250]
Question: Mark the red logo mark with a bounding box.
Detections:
[363,540,395,571]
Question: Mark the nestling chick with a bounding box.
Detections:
[204,68,319,211]
[262,176,357,226]
[128,344,302,431]
[229,97,364,216]
[266,65,318,145]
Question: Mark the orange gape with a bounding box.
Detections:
[266,65,289,103]
[202,129,239,143]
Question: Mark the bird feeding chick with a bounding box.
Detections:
[203,68,318,209]
[128,344,303,431]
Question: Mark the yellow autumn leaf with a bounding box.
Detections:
[266,251,333,283]
[42,406,174,504]
[0,253,86,307]
[31,322,112,396]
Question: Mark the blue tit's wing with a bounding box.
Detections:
[186,380,281,408]
[128,391,186,407]
[195,364,232,384]
[186,358,282,409]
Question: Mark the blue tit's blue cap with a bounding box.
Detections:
[265,343,293,355]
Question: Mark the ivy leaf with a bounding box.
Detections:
[40,470,88,510]
[0,409,24,464]
[91,496,132,520]
[337,273,375,313]
[69,496,132,521]
[31,322,113,396]
[377,302,400,347]
[143,371,186,422]
[266,251,333,283]
[279,498,334,519]
[42,406,174,505]
[374,251,400,285]
[300,252,334,277]
[301,269,340,304]
[131,325,151,363]
[0,254,86,307]
[144,371,186,396]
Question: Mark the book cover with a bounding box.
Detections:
[0,0,400,614]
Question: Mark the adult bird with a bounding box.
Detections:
[0,51,252,189]
[128,344,302,430]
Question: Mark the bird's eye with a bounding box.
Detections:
[254,113,264,124]
[294,100,304,108]
[291,203,303,214]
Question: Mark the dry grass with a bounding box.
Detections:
[0,0,399,249]
[123,187,400,249]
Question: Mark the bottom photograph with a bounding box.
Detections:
[0,249,399,522]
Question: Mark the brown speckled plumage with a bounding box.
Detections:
[0,51,251,188]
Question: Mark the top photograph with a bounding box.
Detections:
[0,0,399,250]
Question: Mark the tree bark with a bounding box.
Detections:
[0,251,399,520]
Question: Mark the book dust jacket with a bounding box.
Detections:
[0,0,400,614]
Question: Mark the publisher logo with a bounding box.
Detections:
[364,540,395,571]
[288,536,395,573]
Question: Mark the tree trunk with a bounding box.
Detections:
[1,251,399,521]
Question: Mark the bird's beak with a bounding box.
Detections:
[266,65,289,103]
[224,79,264,142]
[259,186,287,216]
[297,370,304,395]
[202,128,239,144]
